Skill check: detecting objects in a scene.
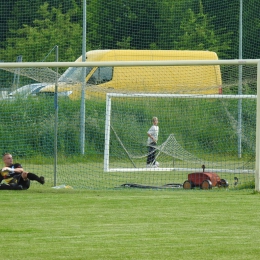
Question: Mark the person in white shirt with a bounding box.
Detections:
[147,117,159,167]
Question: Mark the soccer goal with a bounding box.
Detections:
[104,93,257,177]
[1,59,260,190]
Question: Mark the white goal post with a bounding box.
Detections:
[104,86,260,191]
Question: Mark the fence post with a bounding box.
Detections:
[255,61,260,192]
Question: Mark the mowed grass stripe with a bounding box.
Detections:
[1,189,260,260]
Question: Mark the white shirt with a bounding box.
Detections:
[147,125,159,145]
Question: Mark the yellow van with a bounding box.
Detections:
[39,49,222,99]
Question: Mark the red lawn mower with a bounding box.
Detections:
[183,165,229,190]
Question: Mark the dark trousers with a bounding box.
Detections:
[147,142,156,165]
[18,178,31,190]
[0,175,30,190]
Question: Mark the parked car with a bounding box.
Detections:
[7,83,49,99]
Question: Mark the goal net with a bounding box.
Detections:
[1,0,260,190]
[104,93,256,179]
[0,60,259,190]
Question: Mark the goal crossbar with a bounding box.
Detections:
[106,93,257,99]
[0,59,259,68]
[108,167,255,174]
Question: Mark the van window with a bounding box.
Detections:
[87,67,113,85]
[59,67,93,83]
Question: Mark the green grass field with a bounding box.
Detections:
[1,187,260,260]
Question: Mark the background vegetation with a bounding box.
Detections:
[0,96,256,161]
[1,0,260,63]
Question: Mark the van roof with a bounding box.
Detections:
[76,50,219,62]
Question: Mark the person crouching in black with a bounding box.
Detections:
[0,153,45,190]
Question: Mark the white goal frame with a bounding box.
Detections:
[104,93,256,174]
[101,59,260,193]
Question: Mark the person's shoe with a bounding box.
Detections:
[146,164,151,168]
[155,161,159,167]
[39,176,45,185]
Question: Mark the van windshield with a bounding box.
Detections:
[58,66,113,85]
[58,67,93,83]
[87,67,113,85]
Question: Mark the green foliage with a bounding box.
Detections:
[175,2,232,58]
[1,0,260,60]
[202,0,240,58]
[110,97,255,160]
[0,97,106,158]
[116,36,132,49]
[243,1,260,59]
[0,2,82,63]
[235,179,255,190]
[87,0,161,49]
[0,95,256,161]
